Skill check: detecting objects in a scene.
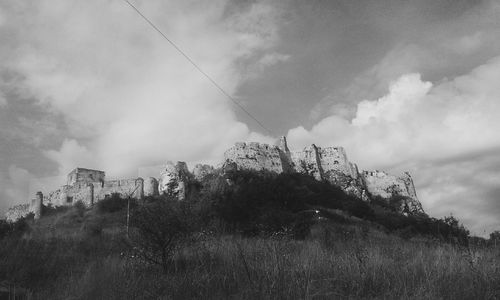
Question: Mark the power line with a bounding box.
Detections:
[122,0,275,136]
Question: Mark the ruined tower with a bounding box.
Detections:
[32,191,43,220]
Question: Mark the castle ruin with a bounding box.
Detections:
[5,136,424,222]
[223,137,424,213]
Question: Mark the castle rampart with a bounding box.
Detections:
[43,170,145,208]
[5,137,425,221]
[224,142,284,174]
[222,137,424,213]
[289,145,323,180]
[5,204,30,222]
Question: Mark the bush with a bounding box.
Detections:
[42,203,69,216]
[197,170,373,236]
[0,220,11,239]
[97,193,136,213]
[130,199,198,273]
[74,200,87,217]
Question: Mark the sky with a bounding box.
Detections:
[0,0,499,236]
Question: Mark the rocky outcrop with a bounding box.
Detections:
[159,161,191,200]
[361,171,423,213]
[192,164,215,181]
[224,142,285,173]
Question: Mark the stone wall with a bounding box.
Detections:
[67,168,105,186]
[318,147,358,179]
[289,145,323,180]
[360,170,424,213]
[45,178,144,207]
[93,178,143,203]
[5,137,426,221]
[224,137,423,213]
[224,142,284,173]
[361,170,411,198]
[144,177,159,197]
[5,204,30,222]
[192,164,215,181]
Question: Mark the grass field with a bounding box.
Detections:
[1,205,499,299]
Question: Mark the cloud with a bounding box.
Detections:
[0,165,67,217]
[448,32,484,55]
[0,0,281,179]
[287,56,500,235]
[0,166,33,217]
[0,90,5,106]
[352,74,432,126]
[258,52,291,68]
[44,139,96,175]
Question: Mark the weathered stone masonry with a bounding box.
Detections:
[224,137,424,213]
[5,136,425,221]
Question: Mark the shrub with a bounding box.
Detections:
[97,193,135,213]
[74,200,87,217]
[42,203,69,216]
[0,220,11,239]
[198,170,369,236]
[130,199,198,273]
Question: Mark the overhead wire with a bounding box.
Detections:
[122,0,275,136]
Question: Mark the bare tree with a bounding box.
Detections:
[129,198,195,273]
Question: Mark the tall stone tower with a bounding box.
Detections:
[32,191,43,220]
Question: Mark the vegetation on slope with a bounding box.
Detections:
[0,170,498,299]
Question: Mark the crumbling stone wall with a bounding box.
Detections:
[318,147,359,179]
[224,137,423,212]
[224,142,284,173]
[67,168,105,186]
[144,177,159,197]
[289,145,323,180]
[361,170,411,198]
[5,204,30,222]
[361,170,423,213]
[5,137,426,221]
[93,178,143,203]
[192,164,215,181]
[45,176,144,207]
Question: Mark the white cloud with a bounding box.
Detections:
[448,32,484,55]
[352,74,432,126]
[0,166,33,216]
[44,139,95,175]
[1,0,281,179]
[0,90,6,106]
[258,52,290,67]
[287,56,500,234]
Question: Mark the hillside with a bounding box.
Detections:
[1,170,499,299]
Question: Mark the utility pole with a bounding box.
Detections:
[127,196,130,238]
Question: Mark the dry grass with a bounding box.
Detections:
[11,223,495,299]
[1,208,499,299]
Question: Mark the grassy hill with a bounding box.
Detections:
[0,171,499,299]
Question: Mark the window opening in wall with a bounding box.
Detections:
[66,196,73,203]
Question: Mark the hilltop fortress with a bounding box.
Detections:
[5,137,424,221]
[223,137,423,214]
